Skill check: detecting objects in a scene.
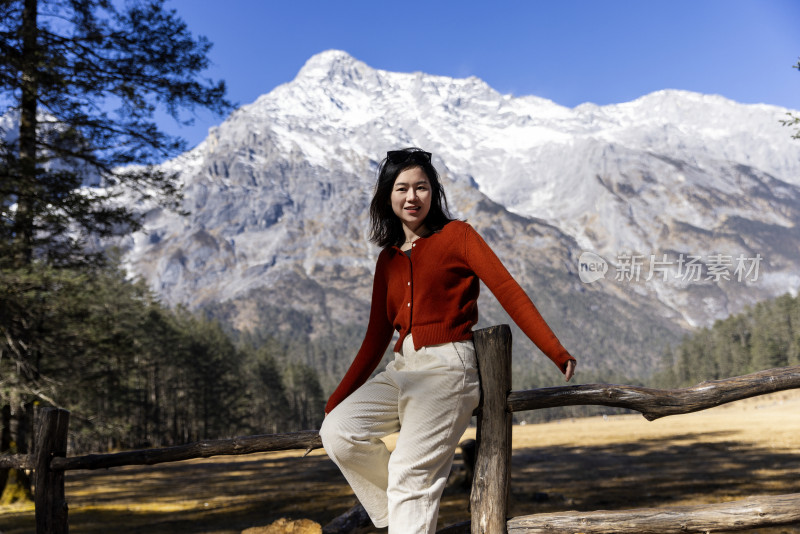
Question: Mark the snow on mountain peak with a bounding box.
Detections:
[125,51,800,334]
[295,49,370,82]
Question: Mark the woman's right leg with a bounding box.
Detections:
[319,371,401,528]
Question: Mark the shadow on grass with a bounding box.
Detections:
[1,431,799,534]
[509,431,800,533]
[1,453,356,534]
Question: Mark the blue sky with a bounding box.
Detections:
[161,0,800,149]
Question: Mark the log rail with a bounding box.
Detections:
[506,493,800,533]
[2,325,799,533]
[50,430,322,471]
[507,365,800,420]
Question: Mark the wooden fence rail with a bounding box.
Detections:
[0,454,32,470]
[507,365,800,420]
[3,324,800,533]
[505,493,800,533]
[50,430,322,471]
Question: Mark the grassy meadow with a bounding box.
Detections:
[1,391,799,533]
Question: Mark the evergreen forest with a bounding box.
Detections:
[0,262,326,457]
[654,292,800,388]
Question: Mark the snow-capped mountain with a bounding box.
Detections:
[121,50,800,382]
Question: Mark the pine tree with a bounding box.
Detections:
[0,0,232,267]
[243,347,292,435]
[283,363,325,431]
[0,0,231,497]
[751,300,789,370]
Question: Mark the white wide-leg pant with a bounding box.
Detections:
[320,334,481,533]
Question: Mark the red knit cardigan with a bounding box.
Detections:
[324,220,575,414]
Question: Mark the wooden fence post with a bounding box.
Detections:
[34,407,70,534]
[471,325,512,534]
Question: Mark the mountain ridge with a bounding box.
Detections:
[119,50,800,385]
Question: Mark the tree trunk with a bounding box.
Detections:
[0,404,34,505]
[0,404,11,494]
[14,0,39,268]
[17,402,34,455]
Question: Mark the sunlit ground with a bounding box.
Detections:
[1,391,799,533]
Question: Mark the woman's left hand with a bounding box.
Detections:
[565,360,576,382]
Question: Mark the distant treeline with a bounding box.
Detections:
[510,291,800,423]
[654,292,800,388]
[0,263,325,456]
[4,260,798,456]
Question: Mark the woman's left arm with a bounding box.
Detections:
[463,224,577,376]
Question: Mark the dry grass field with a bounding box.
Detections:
[1,390,799,533]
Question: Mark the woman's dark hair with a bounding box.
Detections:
[369,147,453,248]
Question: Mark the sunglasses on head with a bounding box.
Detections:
[386,150,432,165]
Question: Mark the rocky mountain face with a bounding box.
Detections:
[120,50,800,387]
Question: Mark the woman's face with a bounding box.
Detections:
[390,166,432,233]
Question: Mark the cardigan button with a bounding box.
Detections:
[407,302,411,307]
[407,282,411,286]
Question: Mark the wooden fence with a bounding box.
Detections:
[3,324,800,533]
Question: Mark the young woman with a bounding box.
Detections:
[320,147,576,533]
